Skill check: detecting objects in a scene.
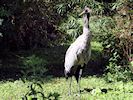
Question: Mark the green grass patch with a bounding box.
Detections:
[1,76,133,100]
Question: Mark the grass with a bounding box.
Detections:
[0,76,133,100]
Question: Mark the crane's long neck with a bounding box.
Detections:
[83,13,90,35]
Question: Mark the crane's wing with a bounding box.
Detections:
[64,34,91,72]
[65,40,87,64]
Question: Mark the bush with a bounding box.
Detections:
[22,81,60,100]
[22,81,45,100]
[58,15,82,42]
[22,55,47,79]
[104,52,133,82]
[22,55,60,100]
[102,16,133,82]
[0,0,64,50]
[94,0,133,82]
[90,16,115,41]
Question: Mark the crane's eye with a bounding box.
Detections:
[85,10,88,13]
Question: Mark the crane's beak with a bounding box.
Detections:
[79,11,85,16]
[79,7,92,16]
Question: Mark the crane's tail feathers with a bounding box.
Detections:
[64,69,71,80]
[64,69,68,79]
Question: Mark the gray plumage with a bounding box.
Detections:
[64,6,92,95]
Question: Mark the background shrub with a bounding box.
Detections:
[22,55,47,79]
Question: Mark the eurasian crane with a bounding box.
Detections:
[64,6,92,95]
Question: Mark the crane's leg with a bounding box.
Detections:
[75,64,85,97]
[64,69,72,95]
[68,77,72,95]
[75,66,82,96]
[65,76,72,95]
[78,68,83,95]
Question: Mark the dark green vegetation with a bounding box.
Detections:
[0,0,133,99]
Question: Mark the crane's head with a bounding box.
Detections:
[79,6,92,16]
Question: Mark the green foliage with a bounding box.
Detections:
[0,7,10,17]
[56,0,106,15]
[0,0,65,50]
[88,0,133,82]
[22,54,60,100]
[130,61,133,67]
[56,0,80,16]
[111,0,124,10]
[104,52,133,82]
[22,55,47,78]
[22,81,45,100]
[91,41,103,52]
[91,41,103,60]
[22,55,46,99]
[46,92,60,100]
[90,16,115,41]
[56,3,67,16]
[22,79,60,100]
[59,16,82,42]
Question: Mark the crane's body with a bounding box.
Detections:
[64,6,92,95]
[64,30,91,75]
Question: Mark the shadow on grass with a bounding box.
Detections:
[82,87,113,94]
[0,45,107,81]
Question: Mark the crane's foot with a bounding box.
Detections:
[68,93,71,96]
[68,90,72,96]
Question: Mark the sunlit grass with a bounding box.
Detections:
[1,76,133,100]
